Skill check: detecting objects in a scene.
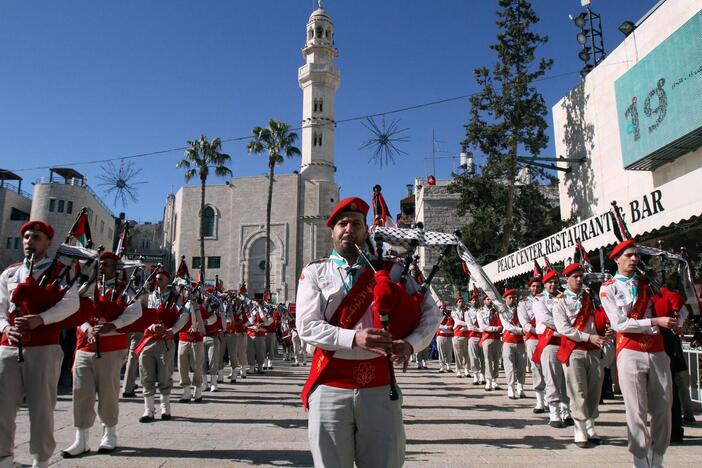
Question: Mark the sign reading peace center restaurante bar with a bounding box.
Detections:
[483,168,702,282]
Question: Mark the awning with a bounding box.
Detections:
[484,166,702,283]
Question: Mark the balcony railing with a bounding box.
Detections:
[0,183,32,199]
[34,177,115,217]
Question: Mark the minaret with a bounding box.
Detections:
[298,0,339,182]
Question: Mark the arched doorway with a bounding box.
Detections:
[246,237,280,296]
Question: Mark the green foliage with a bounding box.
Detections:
[450,0,560,266]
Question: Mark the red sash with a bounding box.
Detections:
[479,310,500,346]
[134,305,179,355]
[557,293,599,365]
[300,267,381,409]
[616,278,664,356]
[525,318,538,341]
[502,311,524,345]
[531,327,559,365]
[469,320,480,339]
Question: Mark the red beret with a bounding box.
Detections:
[527,276,543,286]
[326,197,369,228]
[99,252,119,262]
[563,262,584,277]
[455,296,464,304]
[470,289,480,300]
[502,289,517,298]
[20,221,54,240]
[542,269,559,284]
[609,239,637,260]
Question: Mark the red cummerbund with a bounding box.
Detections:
[525,331,539,341]
[503,331,524,344]
[542,335,561,347]
[179,331,203,342]
[437,332,454,338]
[574,341,598,351]
[77,333,129,353]
[319,356,390,389]
[617,332,664,354]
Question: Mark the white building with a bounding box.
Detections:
[0,170,32,269]
[169,4,341,301]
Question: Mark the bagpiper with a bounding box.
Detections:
[518,268,547,413]
[499,289,527,399]
[451,296,470,378]
[436,302,454,373]
[477,294,502,391]
[466,288,486,385]
[177,290,206,403]
[0,221,80,468]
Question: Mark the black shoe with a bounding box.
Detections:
[229,378,236,384]
[161,413,171,421]
[122,392,136,398]
[533,407,546,414]
[493,385,501,391]
[575,441,594,449]
[178,397,190,403]
[193,397,203,403]
[563,417,575,426]
[61,448,90,458]
[588,437,603,445]
[682,415,696,426]
[97,447,116,454]
[549,420,564,428]
[139,415,154,423]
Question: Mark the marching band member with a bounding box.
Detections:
[0,221,80,468]
[177,292,206,403]
[532,264,573,428]
[263,305,280,370]
[518,273,547,413]
[203,292,224,392]
[436,303,454,373]
[466,290,485,385]
[289,305,306,366]
[499,290,526,399]
[451,296,470,378]
[477,294,502,391]
[554,263,610,448]
[62,251,142,457]
[219,298,239,382]
[247,302,271,373]
[600,238,676,468]
[138,270,190,422]
[296,197,439,468]
[232,298,250,378]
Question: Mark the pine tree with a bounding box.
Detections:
[449,0,561,268]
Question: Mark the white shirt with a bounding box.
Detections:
[600,276,658,335]
[465,305,481,332]
[296,257,440,361]
[499,306,522,335]
[147,288,189,333]
[451,307,468,333]
[553,289,595,343]
[517,295,539,335]
[476,306,500,333]
[0,258,80,334]
[532,291,562,337]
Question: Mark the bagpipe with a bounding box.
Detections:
[357,223,509,400]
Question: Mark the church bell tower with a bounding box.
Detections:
[298,0,339,182]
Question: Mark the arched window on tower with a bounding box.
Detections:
[316,26,323,38]
[325,29,330,39]
[203,206,216,237]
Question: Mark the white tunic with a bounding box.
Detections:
[296,258,440,361]
[553,290,595,342]
[599,277,659,335]
[532,292,561,337]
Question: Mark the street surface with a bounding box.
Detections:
[12,357,702,467]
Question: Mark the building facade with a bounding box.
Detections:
[169,5,341,301]
[0,172,32,269]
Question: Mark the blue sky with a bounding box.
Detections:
[1,0,659,222]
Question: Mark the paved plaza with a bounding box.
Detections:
[11,357,702,467]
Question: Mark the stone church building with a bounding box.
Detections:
[166,4,340,302]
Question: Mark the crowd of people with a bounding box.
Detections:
[1,196,700,468]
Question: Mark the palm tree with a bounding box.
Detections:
[176,135,232,282]
[247,119,301,294]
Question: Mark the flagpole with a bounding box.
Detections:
[39,207,91,287]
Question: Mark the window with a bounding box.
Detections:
[192,257,201,269]
[316,26,322,38]
[207,256,221,269]
[6,238,11,249]
[140,239,151,249]
[9,208,29,221]
[325,29,329,39]
[57,200,65,213]
[14,238,20,249]
[108,228,113,240]
[203,206,215,237]
[49,199,56,212]
[100,220,105,233]
[66,201,73,214]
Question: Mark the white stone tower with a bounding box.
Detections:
[298,0,339,182]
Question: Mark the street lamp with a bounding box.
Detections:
[618,20,636,37]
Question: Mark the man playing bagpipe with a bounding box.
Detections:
[499,290,527,399]
[436,302,454,373]
[451,296,470,378]
[0,221,81,468]
[177,289,207,402]
[288,304,306,367]
[296,196,440,468]
[203,289,224,392]
[229,297,250,379]
[600,214,678,468]
[137,270,191,422]
[532,262,573,428]
[246,301,271,374]
[465,288,486,385]
[477,294,502,391]
[62,250,142,457]
[263,304,280,370]
[518,268,547,413]
[553,263,612,448]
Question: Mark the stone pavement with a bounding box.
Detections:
[11,357,702,467]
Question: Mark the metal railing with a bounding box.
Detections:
[0,183,32,199]
[682,343,702,404]
[34,177,115,217]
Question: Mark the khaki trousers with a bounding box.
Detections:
[436,336,453,369]
[72,349,127,429]
[292,331,305,363]
[481,339,501,380]
[265,332,277,360]
[308,384,404,468]
[234,333,248,368]
[247,335,266,369]
[502,342,526,387]
[139,339,175,397]
[0,345,63,462]
[452,336,469,373]
[467,337,484,374]
[219,333,235,369]
[618,349,672,459]
[525,339,545,391]
[122,331,143,393]
[203,335,221,378]
[178,340,205,387]
[563,349,604,440]
[541,343,568,406]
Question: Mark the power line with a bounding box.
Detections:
[8,68,582,173]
